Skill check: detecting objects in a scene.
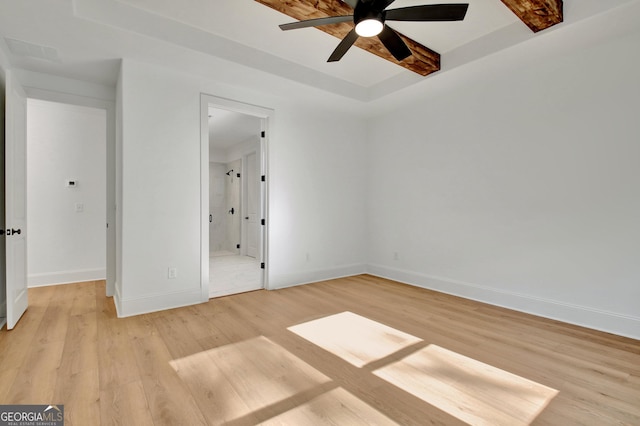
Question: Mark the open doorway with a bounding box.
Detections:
[2,75,115,329]
[26,99,107,287]
[206,103,267,298]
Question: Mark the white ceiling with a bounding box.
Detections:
[208,107,262,150]
[116,0,517,87]
[0,0,636,104]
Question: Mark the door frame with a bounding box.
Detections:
[241,150,259,259]
[200,94,273,301]
[21,87,116,298]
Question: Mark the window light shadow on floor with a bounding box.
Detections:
[169,312,558,425]
[261,387,398,425]
[374,344,558,425]
[169,335,397,425]
[288,311,423,367]
[288,311,558,425]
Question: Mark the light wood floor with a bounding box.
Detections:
[0,275,638,425]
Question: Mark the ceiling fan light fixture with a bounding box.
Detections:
[355,18,383,37]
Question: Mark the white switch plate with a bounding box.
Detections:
[168,267,177,279]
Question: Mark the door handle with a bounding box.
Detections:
[245,216,249,220]
[7,228,21,235]
[209,214,212,223]
[228,207,235,215]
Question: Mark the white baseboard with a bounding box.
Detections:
[366,264,640,340]
[116,288,203,318]
[269,263,367,290]
[28,268,106,287]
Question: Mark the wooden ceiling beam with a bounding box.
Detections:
[255,0,563,77]
[254,0,440,76]
[500,0,563,33]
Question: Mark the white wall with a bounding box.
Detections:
[117,60,203,314]
[266,104,368,288]
[366,20,640,338]
[26,99,106,286]
[115,59,367,316]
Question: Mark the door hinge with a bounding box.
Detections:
[261,219,265,226]
[260,262,265,269]
[236,244,240,249]
[261,131,265,138]
[261,175,265,182]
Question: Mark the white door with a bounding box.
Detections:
[245,151,258,259]
[0,77,5,326]
[5,71,28,330]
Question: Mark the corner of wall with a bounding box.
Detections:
[113,282,122,318]
[114,59,124,307]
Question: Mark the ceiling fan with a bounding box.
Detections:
[279,0,469,62]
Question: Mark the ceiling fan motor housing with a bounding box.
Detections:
[354,1,386,27]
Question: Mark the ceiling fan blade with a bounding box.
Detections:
[328,28,359,62]
[377,25,411,61]
[279,15,353,31]
[342,0,359,8]
[385,3,469,21]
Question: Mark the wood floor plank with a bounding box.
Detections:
[97,317,142,391]
[131,332,208,426]
[0,277,638,425]
[58,312,99,376]
[153,311,208,359]
[68,281,98,316]
[53,368,100,426]
[0,368,20,402]
[100,380,154,426]
[7,339,65,404]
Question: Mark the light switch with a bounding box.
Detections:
[75,203,84,213]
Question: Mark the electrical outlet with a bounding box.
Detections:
[168,267,177,279]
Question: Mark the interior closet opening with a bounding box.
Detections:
[207,105,265,298]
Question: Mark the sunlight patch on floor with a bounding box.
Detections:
[262,387,399,425]
[374,344,558,425]
[169,336,331,423]
[288,311,422,367]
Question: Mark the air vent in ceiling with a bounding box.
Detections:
[4,37,59,62]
